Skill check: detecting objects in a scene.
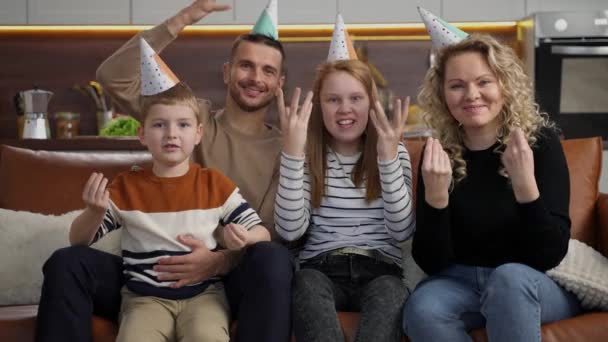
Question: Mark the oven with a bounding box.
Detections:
[521,10,608,142]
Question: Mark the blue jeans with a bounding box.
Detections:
[403,263,580,342]
[292,253,407,342]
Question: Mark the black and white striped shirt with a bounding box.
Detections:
[275,143,415,265]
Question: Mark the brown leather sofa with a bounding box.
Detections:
[0,137,606,342]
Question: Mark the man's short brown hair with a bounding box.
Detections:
[229,33,287,75]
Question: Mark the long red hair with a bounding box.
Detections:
[307,60,380,208]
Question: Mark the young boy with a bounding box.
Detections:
[68,38,270,342]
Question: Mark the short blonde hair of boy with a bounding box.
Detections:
[139,82,206,124]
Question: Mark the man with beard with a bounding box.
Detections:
[35,1,293,342]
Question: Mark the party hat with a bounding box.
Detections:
[327,14,358,61]
[251,0,278,40]
[140,38,179,96]
[418,7,468,50]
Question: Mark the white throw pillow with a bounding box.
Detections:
[0,208,121,305]
[547,239,608,311]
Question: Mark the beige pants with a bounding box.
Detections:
[116,283,230,342]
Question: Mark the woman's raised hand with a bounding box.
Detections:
[369,97,410,161]
[277,87,314,157]
[82,172,110,214]
[421,137,452,209]
[501,128,539,202]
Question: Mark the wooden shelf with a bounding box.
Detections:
[0,137,146,151]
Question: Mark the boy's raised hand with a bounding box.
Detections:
[82,172,110,214]
[370,96,410,161]
[223,223,250,250]
[277,87,314,157]
[421,137,452,209]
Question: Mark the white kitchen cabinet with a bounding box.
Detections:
[527,0,608,15]
[526,0,608,15]
[132,0,236,25]
[235,0,336,24]
[340,0,441,23]
[442,0,525,21]
[28,0,129,24]
[0,0,27,24]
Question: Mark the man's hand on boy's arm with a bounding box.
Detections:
[167,0,231,36]
[154,234,240,288]
[69,172,110,246]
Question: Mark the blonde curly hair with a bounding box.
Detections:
[418,33,554,182]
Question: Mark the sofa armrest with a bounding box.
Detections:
[596,193,608,257]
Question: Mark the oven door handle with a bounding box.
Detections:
[551,46,608,56]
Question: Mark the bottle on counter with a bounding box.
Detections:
[55,112,80,139]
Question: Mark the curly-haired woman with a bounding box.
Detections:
[402,34,581,341]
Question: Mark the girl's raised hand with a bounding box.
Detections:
[369,96,410,161]
[277,87,314,157]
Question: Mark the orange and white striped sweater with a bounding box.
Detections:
[91,164,261,299]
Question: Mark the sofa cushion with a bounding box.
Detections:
[0,145,152,215]
[561,137,603,247]
[0,305,37,342]
[547,239,608,311]
[0,208,121,305]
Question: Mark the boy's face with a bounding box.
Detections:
[223,41,285,113]
[138,103,202,171]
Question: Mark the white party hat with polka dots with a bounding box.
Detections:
[327,13,358,61]
[140,38,179,96]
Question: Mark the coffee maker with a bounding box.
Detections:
[18,88,53,139]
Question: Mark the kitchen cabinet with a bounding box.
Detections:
[527,0,608,15]
[28,0,129,24]
[10,0,608,26]
[442,0,526,21]
[235,0,336,24]
[132,0,236,25]
[0,0,26,24]
[340,0,441,23]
